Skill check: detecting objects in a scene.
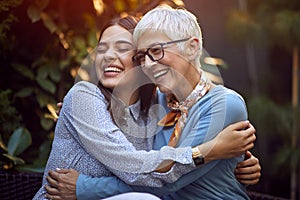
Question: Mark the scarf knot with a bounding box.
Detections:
[158,75,211,147]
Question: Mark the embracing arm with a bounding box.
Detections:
[150,87,254,192]
[65,82,193,173]
[63,82,257,187]
[45,170,133,200]
[45,120,258,199]
[44,83,255,198]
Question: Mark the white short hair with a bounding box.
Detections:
[133,5,203,68]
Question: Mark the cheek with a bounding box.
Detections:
[95,55,104,79]
[119,53,135,70]
[163,53,188,72]
[95,54,104,68]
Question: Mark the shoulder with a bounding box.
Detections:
[209,85,244,100]
[219,85,246,112]
[194,85,247,124]
[61,81,107,113]
[71,81,100,93]
[212,85,248,122]
[207,85,246,109]
[65,81,104,100]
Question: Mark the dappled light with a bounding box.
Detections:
[0,0,299,199]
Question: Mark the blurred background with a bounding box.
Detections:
[0,0,299,199]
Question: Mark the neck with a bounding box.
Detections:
[173,67,201,102]
[114,87,139,106]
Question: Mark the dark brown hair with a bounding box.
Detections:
[97,15,156,117]
[99,15,139,40]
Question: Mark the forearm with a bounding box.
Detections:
[76,174,134,200]
[76,170,197,199]
[106,160,195,187]
[76,174,173,199]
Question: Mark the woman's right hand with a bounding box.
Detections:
[201,121,256,162]
[45,168,79,200]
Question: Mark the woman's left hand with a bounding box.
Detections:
[235,151,261,185]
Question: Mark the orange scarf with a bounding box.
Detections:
[158,75,211,147]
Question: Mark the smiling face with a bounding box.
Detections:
[136,30,200,100]
[95,25,136,90]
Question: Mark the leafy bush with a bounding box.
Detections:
[0,0,186,173]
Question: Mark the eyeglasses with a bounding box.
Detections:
[132,38,190,65]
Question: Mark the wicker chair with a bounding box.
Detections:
[0,170,43,200]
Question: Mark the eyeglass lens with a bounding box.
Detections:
[133,38,190,66]
[133,44,164,65]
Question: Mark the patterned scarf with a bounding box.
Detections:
[158,74,211,147]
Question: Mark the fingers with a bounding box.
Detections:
[48,168,71,181]
[237,157,260,171]
[235,162,261,174]
[48,170,62,181]
[228,120,250,131]
[235,161,261,186]
[54,102,63,122]
[45,184,59,195]
[235,165,261,185]
[45,192,63,200]
[235,170,261,179]
[44,184,65,200]
[239,124,256,151]
[55,168,72,174]
[239,123,256,137]
[56,102,63,114]
[244,151,252,159]
[235,154,261,185]
[236,176,260,185]
[235,170,261,182]
[243,136,255,150]
[237,152,256,168]
[47,174,59,187]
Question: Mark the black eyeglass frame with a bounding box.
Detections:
[132,38,191,65]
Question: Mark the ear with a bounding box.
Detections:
[186,37,200,61]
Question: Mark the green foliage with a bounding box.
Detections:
[0,0,186,173]
[0,0,23,11]
[0,0,23,53]
[226,1,300,198]
[226,10,265,44]
[0,90,21,136]
[0,90,36,171]
[7,127,31,156]
[226,0,300,50]
[247,95,300,194]
[272,10,300,48]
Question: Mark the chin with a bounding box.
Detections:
[101,81,117,90]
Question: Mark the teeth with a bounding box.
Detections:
[154,70,168,78]
[104,67,122,73]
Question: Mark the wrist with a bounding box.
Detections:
[192,146,205,166]
[195,140,217,163]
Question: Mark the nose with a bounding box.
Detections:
[104,48,117,61]
[143,55,157,68]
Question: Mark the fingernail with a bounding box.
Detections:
[56,168,61,171]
